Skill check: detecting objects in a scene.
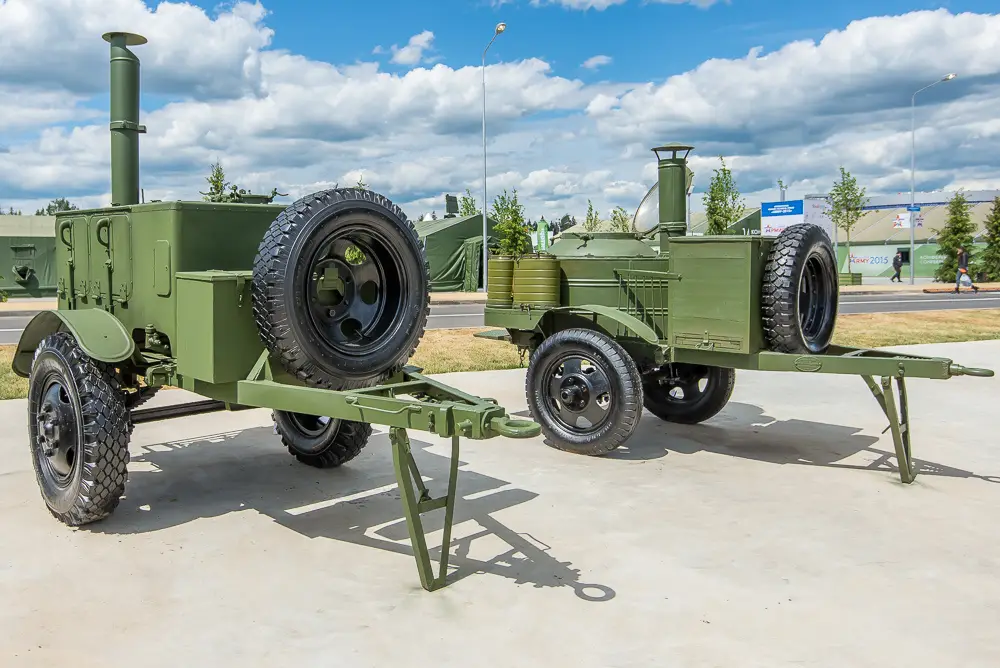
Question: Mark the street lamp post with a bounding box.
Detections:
[481,22,506,292]
[909,72,957,284]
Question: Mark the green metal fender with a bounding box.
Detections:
[544,304,661,346]
[11,309,136,378]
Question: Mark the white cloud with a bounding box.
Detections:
[388,30,436,66]
[0,0,273,98]
[0,2,998,227]
[582,55,612,70]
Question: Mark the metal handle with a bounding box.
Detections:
[345,396,422,415]
[949,364,995,378]
[489,416,541,439]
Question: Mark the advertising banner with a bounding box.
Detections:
[802,197,836,241]
[760,200,804,236]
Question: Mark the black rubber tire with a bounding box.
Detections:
[525,328,643,456]
[27,331,132,526]
[761,223,839,354]
[272,410,373,468]
[252,188,430,390]
[642,364,735,424]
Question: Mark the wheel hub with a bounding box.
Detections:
[306,229,405,357]
[35,381,78,481]
[546,354,612,431]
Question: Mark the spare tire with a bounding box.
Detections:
[761,223,839,354]
[252,188,430,389]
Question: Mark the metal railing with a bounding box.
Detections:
[614,267,673,340]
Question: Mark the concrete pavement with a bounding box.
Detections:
[1,340,998,666]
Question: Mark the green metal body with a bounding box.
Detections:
[13,30,542,593]
[483,143,993,484]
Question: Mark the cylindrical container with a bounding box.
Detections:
[104,31,148,207]
[486,256,514,307]
[512,253,561,308]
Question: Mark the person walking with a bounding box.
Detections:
[955,245,980,294]
[890,251,903,282]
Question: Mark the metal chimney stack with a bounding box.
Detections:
[652,143,694,242]
[102,31,147,206]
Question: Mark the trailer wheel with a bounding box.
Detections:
[272,410,373,468]
[27,332,132,526]
[642,364,735,424]
[762,223,839,354]
[253,188,430,390]
[526,328,643,456]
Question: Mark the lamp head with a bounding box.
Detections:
[495,22,506,34]
[943,73,957,81]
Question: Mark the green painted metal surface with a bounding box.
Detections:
[0,234,57,297]
[655,144,692,242]
[54,200,284,353]
[548,231,655,258]
[174,270,264,384]
[666,235,772,355]
[512,254,560,308]
[486,256,514,307]
[103,32,147,207]
[12,308,135,377]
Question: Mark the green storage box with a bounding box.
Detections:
[175,270,264,383]
[666,236,772,355]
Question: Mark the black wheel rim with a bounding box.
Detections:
[287,413,334,437]
[540,351,614,433]
[645,364,710,406]
[304,220,408,359]
[797,253,835,344]
[33,372,80,489]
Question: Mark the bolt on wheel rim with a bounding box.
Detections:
[34,376,79,487]
[305,224,407,358]
[543,353,613,432]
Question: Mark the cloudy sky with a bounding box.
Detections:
[0,0,998,221]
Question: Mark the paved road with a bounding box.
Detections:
[1,293,997,344]
[425,293,1000,330]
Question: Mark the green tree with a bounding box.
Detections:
[202,160,229,201]
[933,189,978,283]
[609,205,631,233]
[828,167,869,274]
[978,196,1000,282]
[490,188,530,258]
[356,173,368,190]
[583,199,601,232]
[702,156,745,235]
[34,197,78,215]
[0,206,22,215]
[459,188,480,216]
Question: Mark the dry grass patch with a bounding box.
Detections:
[831,309,1000,349]
[409,328,524,374]
[0,345,28,400]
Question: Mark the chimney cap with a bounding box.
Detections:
[102,32,147,46]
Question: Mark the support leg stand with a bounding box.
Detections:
[390,427,460,591]
[862,375,915,483]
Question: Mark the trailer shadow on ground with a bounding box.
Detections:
[87,427,616,602]
[514,403,998,483]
